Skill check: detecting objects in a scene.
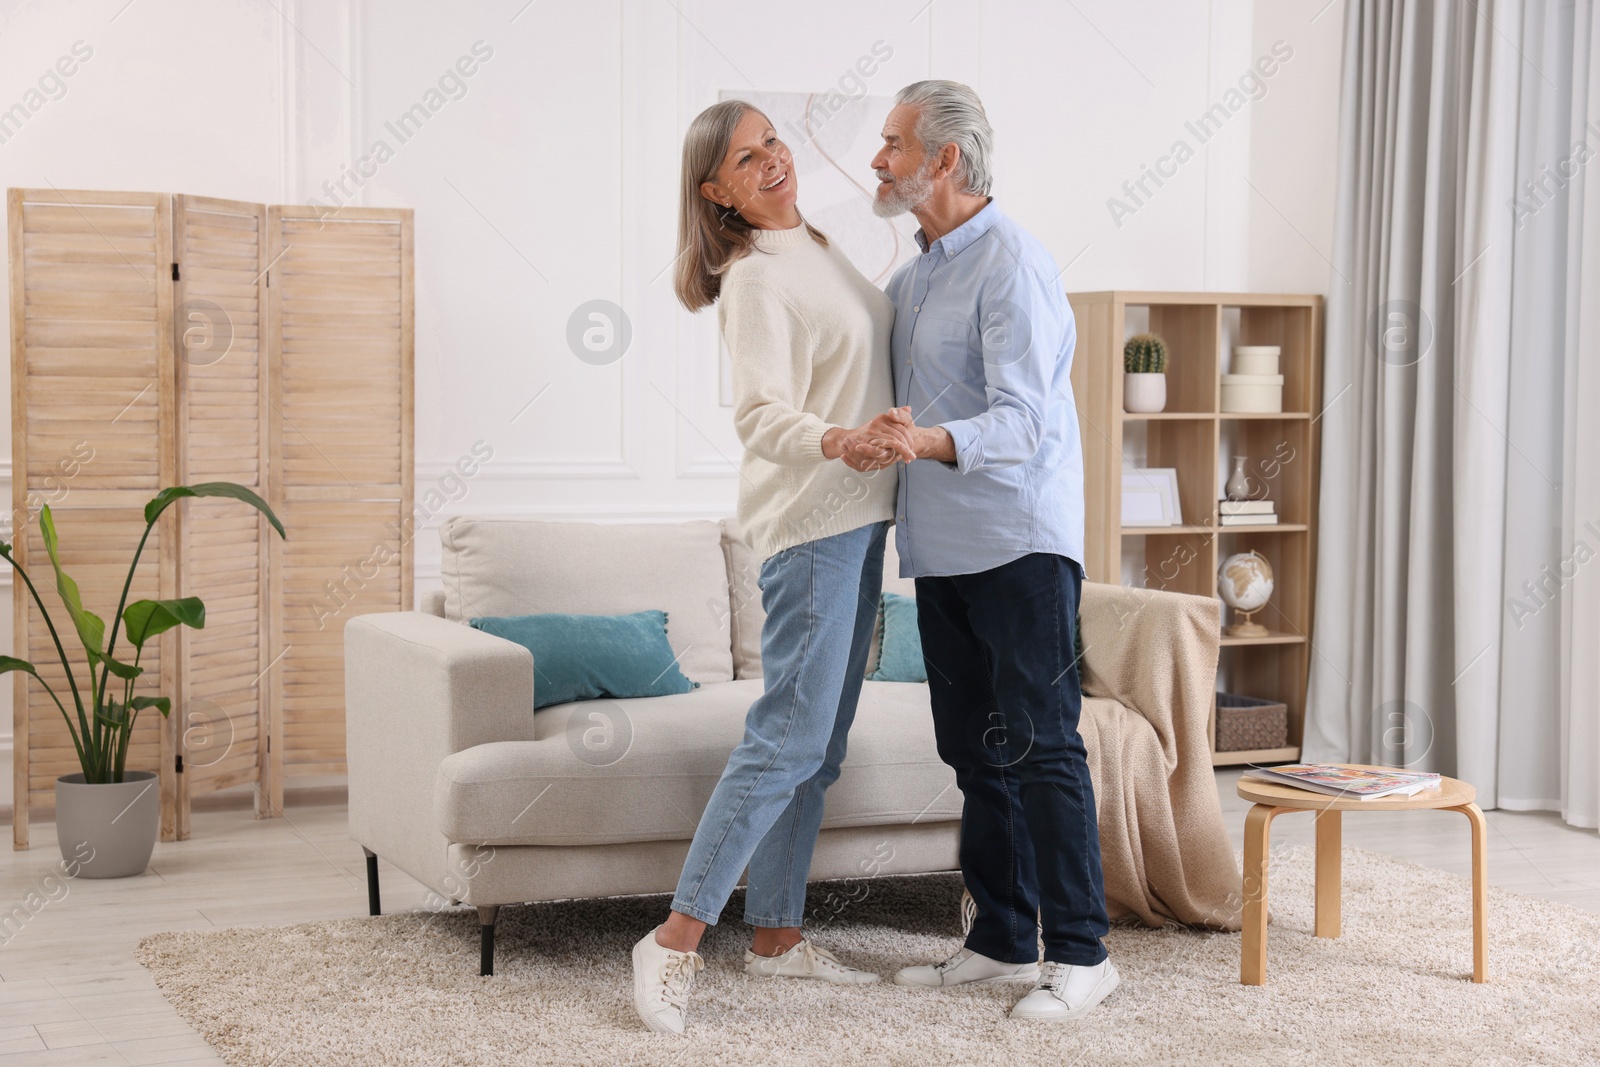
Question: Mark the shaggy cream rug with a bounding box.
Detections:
[136,847,1599,1067]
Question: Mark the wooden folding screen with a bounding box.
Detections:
[9,188,413,847]
[263,206,414,813]
[171,195,271,836]
[8,190,176,849]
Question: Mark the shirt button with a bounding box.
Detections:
[913,305,919,312]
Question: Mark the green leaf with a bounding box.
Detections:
[122,597,206,648]
[145,483,286,540]
[39,506,106,659]
[0,654,40,678]
[94,698,128,729]
[89,651,143,681]
[130,695,171,717]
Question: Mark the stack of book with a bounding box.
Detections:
[1220,499,1277,526]
[1245,764,1442,800]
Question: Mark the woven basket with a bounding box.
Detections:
[1215,692,1288,752]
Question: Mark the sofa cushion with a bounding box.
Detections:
[869,593,926,682]
[468,610,696,709]
[435,679,967,847]
[439,517,734,684]
[719,519,765,680]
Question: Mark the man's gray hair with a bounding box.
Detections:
[894,80,994,196]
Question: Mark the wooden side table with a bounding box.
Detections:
[1236,766,1487,985]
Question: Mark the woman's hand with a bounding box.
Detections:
[823,409,917,471]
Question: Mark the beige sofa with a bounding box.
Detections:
[345,517,1242,975]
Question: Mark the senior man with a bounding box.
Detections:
[851,80,1116,1021]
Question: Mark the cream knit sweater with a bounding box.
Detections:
[718,223,898,562]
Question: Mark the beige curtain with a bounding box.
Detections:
[1307,0,1600,832]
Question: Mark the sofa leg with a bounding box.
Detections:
[478,905,499,977]
[362,848,381,916]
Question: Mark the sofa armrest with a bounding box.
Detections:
[1079,582,1221,773]
[345,611,535,892]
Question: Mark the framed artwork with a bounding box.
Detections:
[1122,468,1182,526]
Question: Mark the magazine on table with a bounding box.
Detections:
[1245,763,1442,800]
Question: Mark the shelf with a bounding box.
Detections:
[1069,290,1322,771]
[1121,411,1217,420]
[1122,525,1215,535]
[1121,523,1310,535]
[1218,523,1309,533]
[1219,630,1307,646]
[1211,745,1302,768]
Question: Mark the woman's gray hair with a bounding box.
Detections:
[894,80,994,196]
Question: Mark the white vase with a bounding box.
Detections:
[1226,456,1251,501]
[1123,372,1167,413]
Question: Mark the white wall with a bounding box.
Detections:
[0,0,1344,809]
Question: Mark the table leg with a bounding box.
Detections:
[1453,802,1489,983]
[1241,804,1281,985]
[1314,807,1342,938]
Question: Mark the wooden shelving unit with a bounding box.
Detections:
[1067,291,1323,767]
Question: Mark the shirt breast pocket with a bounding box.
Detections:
[912,316,978,392]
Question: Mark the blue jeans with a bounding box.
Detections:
[672,521,888,927]
[915,552,1110,966]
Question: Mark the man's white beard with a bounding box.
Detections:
[872,158,936,218]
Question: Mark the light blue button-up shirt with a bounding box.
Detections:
[886,201,1085,579]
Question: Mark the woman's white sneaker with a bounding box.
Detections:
[631,928,705,1035]
[1008,958,1120,1020]
[744,939,881,984]
[893,947,1041,987]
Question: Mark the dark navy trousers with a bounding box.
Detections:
[915,552,1110,966]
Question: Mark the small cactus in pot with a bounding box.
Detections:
[1123,332,1169,412]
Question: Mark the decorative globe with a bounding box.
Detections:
[1218,550,1274,615]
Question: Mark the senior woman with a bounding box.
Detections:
[630,100,910,1035]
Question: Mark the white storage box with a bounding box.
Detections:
[1221,373,1284,413]
[1232,345,1281,376]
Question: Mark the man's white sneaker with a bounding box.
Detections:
[1008,958,1121,1021]
[744,939,881,984]
[893,947,1041,988]
[631,928,706,1035]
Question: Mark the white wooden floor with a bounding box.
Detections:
[1,772,1596,1065]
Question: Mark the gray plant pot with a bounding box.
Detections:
[54,771,159,879]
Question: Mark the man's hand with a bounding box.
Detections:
[854,407,959,465]
[823,410,917,471]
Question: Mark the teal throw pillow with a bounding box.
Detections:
[468,610,697,709]
[870,592,926,683]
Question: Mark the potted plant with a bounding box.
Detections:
[0,483,285,878]
[1123,332,1169,413]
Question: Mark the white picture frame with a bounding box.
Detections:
[1122,468,1182,526]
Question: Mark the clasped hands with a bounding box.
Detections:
[822,407,923,472]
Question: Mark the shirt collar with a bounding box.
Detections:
[914,198,1001,259]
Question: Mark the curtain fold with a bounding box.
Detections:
[1307,0,1598,833]
[1559,0,1600,830]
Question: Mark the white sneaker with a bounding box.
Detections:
[893,947,1041,988]
[631,927,706,1035]
[1009,958,1121,1021]
[744,939,881,984]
